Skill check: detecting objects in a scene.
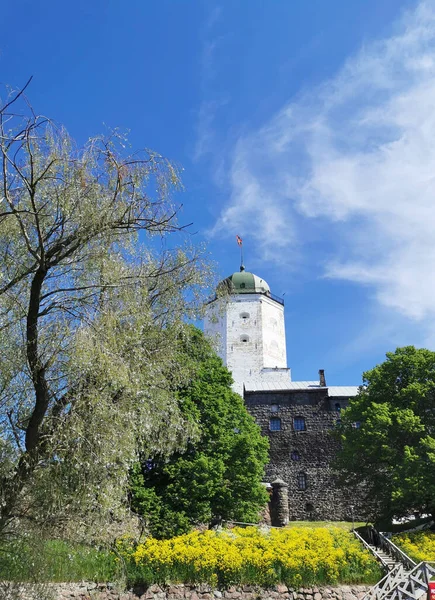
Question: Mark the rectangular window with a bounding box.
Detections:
[293,417,306,431]
[297,472,307,490]
[269,417,281,431]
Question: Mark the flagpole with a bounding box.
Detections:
[236,235,244,271]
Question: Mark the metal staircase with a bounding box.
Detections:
[353,527,435,600]
[362,560,435,600]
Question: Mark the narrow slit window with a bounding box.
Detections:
[297,472,307,490]
[240,335,250,343]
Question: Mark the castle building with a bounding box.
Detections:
[204,266,364,522]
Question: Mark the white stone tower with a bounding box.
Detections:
[204,266,291,395]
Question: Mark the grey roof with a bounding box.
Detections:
[244,379,358,397]
[287,380,325,389]
[328,386,359,397]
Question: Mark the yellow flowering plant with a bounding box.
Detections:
[392,532,435,563]
[124,526,381,587]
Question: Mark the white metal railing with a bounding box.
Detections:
[353,529,390,571]
[361,564,405,600]
[378,531,417,571]
[363,561,435,600]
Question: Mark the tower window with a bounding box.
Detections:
[335,402,341,412]
[240,283,246,288]
[269,417,281,431]
[240,312,250,320]
[293,417,306,432]
[270,404,279,413]
[240,335,250,343]
[297,472,307,490]
[291,450,301,461]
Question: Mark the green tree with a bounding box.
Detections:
[0,84,211,540]
[131,327,270,538]
[336,346,435,523]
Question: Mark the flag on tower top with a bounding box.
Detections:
[236,235,243,246]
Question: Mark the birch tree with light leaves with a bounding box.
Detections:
[0,82,212,541]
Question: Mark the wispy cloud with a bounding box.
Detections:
[193,7,226,162]
[213,1,435,320]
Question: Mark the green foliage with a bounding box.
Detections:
[0,537,120,583]
[0,88,213,542]
[130,327,270,537]
[336,346,435,522]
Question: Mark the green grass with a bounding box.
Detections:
[0,538,121,583]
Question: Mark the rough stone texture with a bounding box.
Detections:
[245,389,367,521]
[271,478,290,527]
[6,583,372,600]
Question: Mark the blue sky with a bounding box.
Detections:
[2,0,433,385]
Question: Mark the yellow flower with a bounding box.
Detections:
[125,525,380,586]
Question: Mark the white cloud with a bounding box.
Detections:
[212,1,435,320]
[193,7,227,162]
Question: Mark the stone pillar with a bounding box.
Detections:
[271,478,289,527]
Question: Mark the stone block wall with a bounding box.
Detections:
[245,389,366,522]
[8,582,372,600]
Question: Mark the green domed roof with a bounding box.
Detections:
[222,267,270,295]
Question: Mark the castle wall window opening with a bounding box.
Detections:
[269,417,281,432]
[291,450,301,461]
[297,472,307,490]
[293,416,306,431]
[270,404,279,413]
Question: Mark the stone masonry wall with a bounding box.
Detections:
[7,582,371,600]
[245,390,367,522]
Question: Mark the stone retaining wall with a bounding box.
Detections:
[3,582,371,600]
